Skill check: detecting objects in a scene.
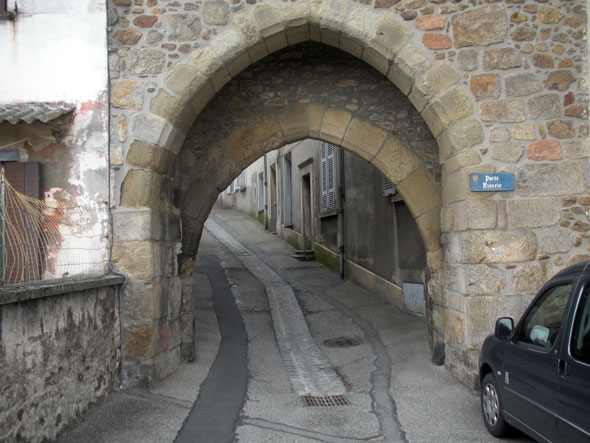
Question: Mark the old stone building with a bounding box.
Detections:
[1,0,589,439]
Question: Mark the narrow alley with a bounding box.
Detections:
[59,207,530,443]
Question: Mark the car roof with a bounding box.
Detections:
[550,261,590,280]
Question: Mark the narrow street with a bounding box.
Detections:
[59,207,530,443]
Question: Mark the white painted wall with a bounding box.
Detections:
[0,0,107,102]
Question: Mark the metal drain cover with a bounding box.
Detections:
[302,394,350,407]
[323,337,362,348]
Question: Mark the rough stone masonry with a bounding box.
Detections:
[107,0,589,388]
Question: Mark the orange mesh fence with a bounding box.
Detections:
[0,170,108,285]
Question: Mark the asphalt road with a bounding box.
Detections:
[59,206,531,443]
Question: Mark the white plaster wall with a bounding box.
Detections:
[0,0,107,102]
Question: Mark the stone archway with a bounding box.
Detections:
[110,1,588,389]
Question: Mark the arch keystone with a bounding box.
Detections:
[319,109,352,145]
[370,137,421,185]
[248,114,285,152]
[278,105,309,142]
[343,119,387,162]
[397,168,441,218]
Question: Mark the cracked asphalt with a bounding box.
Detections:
[58,207,531,443]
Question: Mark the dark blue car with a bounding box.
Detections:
[479,261,590,442]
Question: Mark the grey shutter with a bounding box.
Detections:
[320,142,335,211]
[382,176,396,196]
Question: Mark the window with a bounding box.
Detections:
[320,142,335,212]
[519,283,572,349]
[571,285,590,364]
[0,1,7,12]
[283,157,292,226]
[236,170,246,191]
[258,172,264,212]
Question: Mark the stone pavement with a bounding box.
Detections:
[59,207,531,443]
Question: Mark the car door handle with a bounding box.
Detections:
[557,359,570,377]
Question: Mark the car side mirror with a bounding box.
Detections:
[495,317,514,340]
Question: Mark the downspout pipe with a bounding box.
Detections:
[337,147,346,279]
[263,153,268,231]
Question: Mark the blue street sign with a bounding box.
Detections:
[470,173,514,192]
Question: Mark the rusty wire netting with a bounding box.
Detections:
[0,171,109,285]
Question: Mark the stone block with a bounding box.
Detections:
[112,240,156,280]
[371,137,421,185]
[442,199,497,232]
[427,249,444,273]
[111,80,144,110]
[416,15,445,30]
[209,67,232,93]
[563,140,590,159]
[253,5,284,38]
[422,34,452,50]
[543,70,575,91]
[527,93,561,119]
[320,29,339,48]
[190,48,223,77]
[369,14,410,61]
[480,99,525,123]
[539,6,563,24]
[127,140,175,175]
[539,227,573,255]
[233,11,261,46]
[397,168,442,218]
[124,279,162,321]
[437,118,484,160]
[452,4,507,48]
[464,295,530,348]
[124,322,158,360]
[248,114,285,153]
[308,104,325,138]
[319,0,349,33]
[168,276,182,320]
[319,109,352,145]
[482,47,522,70]
[362,47,390,75]
[387,44,431,96]
[449,230,537,264]
[505,73,541,97]
[210,29,247,65]
[226,51,251,78]
[248,41,269,63]
[469,74,501,101]
[286,25,310,46]
[165,61,207,100]
[567,255,590,267]
[513,264,545,296]
[150,89,196,133]
[166,13,200,42]
[516,162,586,197]
[265,32,288,53]
[114,28,142,45]
[341,8,378,43]
[490,143,524,163]
[508,198,559,228]
[120,169,164,209]
[511,124,535,141]
[453,264,506,296]
[546,120,575,139]
[203,1,230,25]
[444,150,481,174]
[128,49,166,75]
[527,140,562,161]
[281,2,307,28]
[222,126,263,168]
[415,207,441,252]
[277,105,308,142]
[113,207,158,243]
[190,81,216,115]
[458,49,478,71]
[342,119,387,161]
[422,87,474,136]
[409,62,459,111]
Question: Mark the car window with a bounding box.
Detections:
[519,283,572,349]
[571,284,590,364]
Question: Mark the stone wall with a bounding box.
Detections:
[0,276,123,443]
[107,0,589,388]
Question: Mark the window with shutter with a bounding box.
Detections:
[320,142,336,212]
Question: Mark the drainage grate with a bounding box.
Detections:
[302,394,350,407]
[323,337,362,348]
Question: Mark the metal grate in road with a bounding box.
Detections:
[302,394,350,407]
